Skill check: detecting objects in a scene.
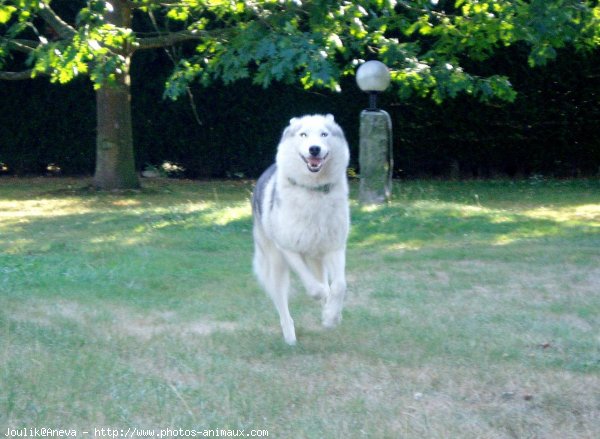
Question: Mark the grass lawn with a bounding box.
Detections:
[1,176,599,438]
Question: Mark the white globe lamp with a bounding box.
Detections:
[356,60,391,110]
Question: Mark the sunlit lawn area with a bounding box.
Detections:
[1,177,599,437]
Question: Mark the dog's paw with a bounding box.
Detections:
[308,283,329,301]
[322,309,342,329]
[284,335,297,346]
[281,327,297,345]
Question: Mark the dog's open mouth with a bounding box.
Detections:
[300,153,329,173]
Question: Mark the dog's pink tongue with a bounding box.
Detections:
[308,157,322,166]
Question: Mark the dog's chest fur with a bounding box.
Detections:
[264,179,349,255]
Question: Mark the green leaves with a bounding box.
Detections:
[0,5,16,24]
[161,0,600,102]
[164,5,347,98]
[2,0,600,103]
[31,22,134,87]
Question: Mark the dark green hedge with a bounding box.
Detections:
[1,47,599,179]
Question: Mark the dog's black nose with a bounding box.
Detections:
[309,146,321,157]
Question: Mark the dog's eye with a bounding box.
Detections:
[299,133,307,138]
[320,132,329,137]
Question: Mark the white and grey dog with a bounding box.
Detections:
[252,114,350,345]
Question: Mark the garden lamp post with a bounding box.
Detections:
[356,60,393,204]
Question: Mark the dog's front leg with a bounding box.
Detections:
[281,249,329,300]
[322,249,347,328]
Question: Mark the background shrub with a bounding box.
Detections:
[1,47,599,179]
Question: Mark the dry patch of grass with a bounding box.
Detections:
[9,299,239,341]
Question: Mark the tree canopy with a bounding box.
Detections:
[2,1,599,101]
[190,0,599,103]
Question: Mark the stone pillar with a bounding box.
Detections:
[359,109,393,204]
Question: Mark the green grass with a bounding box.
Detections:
[1,176,599,438]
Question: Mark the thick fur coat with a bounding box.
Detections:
[252,114,350,345]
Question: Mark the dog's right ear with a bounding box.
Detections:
[283,117,300,138]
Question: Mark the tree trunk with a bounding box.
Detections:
[94,73,139,190]
[93,1,139,190]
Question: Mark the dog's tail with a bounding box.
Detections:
[252,222,290,291]
[252,223,272,288]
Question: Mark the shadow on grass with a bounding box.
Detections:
[1,183,254,256]
[3,179,599,256]
[349,201,599,254]
[2,179,599,292]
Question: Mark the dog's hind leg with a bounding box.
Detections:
[255,248,296,345]
[253,225,296,344]
[270,258,296,345]
[322,248,347,328]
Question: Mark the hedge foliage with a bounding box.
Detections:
[1,45,599,179]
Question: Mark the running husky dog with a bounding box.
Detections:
[252,114,350,345]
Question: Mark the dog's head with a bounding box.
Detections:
[277,114,349,176]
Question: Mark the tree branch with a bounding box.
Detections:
[135,30,204,50]
[2,38,40,53]
[0,69,38,80]
[38,2,76,40]
[128,0,180,7]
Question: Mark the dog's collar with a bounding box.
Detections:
[287,177,333,194]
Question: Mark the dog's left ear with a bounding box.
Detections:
[325,114,345,139]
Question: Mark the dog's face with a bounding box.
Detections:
[278,114,349,176]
